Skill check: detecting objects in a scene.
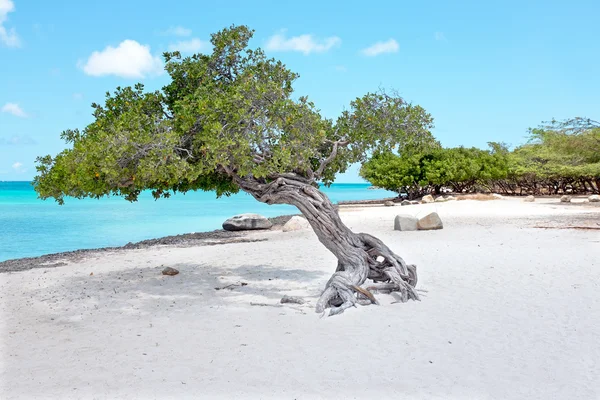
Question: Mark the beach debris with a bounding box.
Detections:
[282,216,310,232]
[523,195,535,202]
[222,213,273,231]
[417,212,443,230]
[589,194,600,202]
[250,302,283,308]
[401,200,411,206]
[435,196,447,203]
[492,193,503,199]
[560,195,572,203]
[384,201,395,207]
[215,282,248,290]
[280,295,305,304]
[162,267,179,276]
[394,215,418,231]
[421,194,434,203]
[445,196,456,201]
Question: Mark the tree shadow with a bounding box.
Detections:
[33,262,328,318]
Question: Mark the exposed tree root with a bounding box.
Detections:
[316,233,420,316]
[233,173,421,316]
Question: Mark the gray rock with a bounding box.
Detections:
[523,195,535,202]
[560,195,572,203]
[223,213,273,231]
[435,196,447,203]
[421,194,434,203]
[394,215,418,231]
[417,212,443,230]
[282,216,310,232]
[401,200,412,206]
[384,201,395,207]
[492,193,503,199]
[410,200,420,205]
[589,194,600,202]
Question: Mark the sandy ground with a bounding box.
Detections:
[1,197,599,399]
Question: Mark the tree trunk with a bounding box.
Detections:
[234,174,419,316]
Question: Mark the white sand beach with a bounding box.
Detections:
[1,198,599,399]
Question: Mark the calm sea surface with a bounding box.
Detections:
[0,181,395,261]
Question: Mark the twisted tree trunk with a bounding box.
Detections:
[234,173,419,316]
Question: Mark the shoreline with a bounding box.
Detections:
[2,194,597,272]
[0,214,296,273]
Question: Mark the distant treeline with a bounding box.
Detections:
[360,118,600,198]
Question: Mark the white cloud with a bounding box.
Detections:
[1,102,27,117]
[435,32,447,41]
[168,38,209,54]
[163,26,192,37]
[12,161,25,173]
[0,134,36,145]
[361,39,399,57]
[265,31,341,55]
[0,0,20,47]
[80,40,164,78]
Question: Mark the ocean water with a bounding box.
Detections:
[0,181,396,261]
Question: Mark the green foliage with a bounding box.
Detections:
[360,144,508,196]
[35,25,434,204]
[361,118,599,196]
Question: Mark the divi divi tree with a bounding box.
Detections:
[35,26,435,315]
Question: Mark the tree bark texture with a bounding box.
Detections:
[234,174,419,316]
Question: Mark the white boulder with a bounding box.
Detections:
[282,216,310,232]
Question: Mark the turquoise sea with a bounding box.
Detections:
[0,181,395,261]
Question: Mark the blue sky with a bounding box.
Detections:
[1,0,599,182]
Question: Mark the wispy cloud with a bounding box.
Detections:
[0,134,36,145]
[162,26,192,37]
[334,65,347,72]
[80,40,164,78]
[12,161,26,173]
[168,38,209,54]
[1,102,27,117]
[434,32,447,41]
[265,31,341,55]
[0,0,20,47]
[72,93,84,100]
[361,39,399,57]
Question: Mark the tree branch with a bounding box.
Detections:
[315,140,349,178]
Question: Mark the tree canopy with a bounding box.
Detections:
[34,25,435,204]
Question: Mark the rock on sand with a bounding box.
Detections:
[282,216,310,232]
[417,212,443,230]
[394,215,418,231]
[223,214,273,231]
[421,194,434,204]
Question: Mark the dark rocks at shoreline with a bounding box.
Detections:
[0,215,297,274]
